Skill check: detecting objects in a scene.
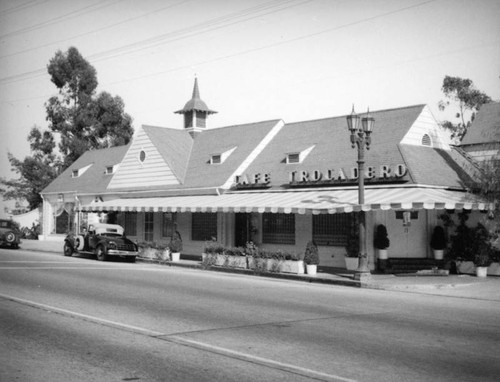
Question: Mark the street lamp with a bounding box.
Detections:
[346,106,374,281]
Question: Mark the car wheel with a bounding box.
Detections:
[96,246,107,261]
[63,242,73,257]
[5,232,15,244]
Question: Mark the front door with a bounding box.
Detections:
[389,210,428,258]
[234,213,251,247]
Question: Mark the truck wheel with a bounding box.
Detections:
[63,242,73,257]
[96,246,107,261]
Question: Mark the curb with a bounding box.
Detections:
[137,257,362,288]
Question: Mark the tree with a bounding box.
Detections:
[1,47,134,209]
[45,47,133,168]
[1,126,62,209]
[438,75,491,142]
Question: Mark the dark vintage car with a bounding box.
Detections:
[64,223,138,262]
[0,219,21,249]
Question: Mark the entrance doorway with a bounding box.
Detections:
[234,213,252,247]
[389,210,428,258]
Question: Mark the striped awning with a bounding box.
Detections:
[78,187,493,214]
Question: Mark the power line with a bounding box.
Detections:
[0,0,305,84]
[86,0,308,62]
[0,0,442,88]
[0,0,119,39]
[0,0,192,60]
[3,35,497,107]
[0,0,48,18]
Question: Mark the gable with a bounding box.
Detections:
[400,105,450,149]
[107,127,182,189]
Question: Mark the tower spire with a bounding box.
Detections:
[175,77,217,138]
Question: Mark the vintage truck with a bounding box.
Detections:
[64,223,138,262]
[0,219,21,249]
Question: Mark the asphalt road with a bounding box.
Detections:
[1,248,499,382]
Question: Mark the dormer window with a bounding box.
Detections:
[286,145,316,164]
[287,153,300,164]
[421,134,432,147]
[211,154,222,164]
[71,163,92,178]
[104,165,115,175]
[210,147,237,165]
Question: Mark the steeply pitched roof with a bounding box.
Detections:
[399,144,478,189]
[461,102,500,145]
[244,105,426,188]
[143,125,193,182]
[42,145,129,194]
[183,120,282,188]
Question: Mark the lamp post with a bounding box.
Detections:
[346,106,374,281]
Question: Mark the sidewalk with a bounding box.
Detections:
[18,239,500,301]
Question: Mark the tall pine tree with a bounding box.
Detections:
[1,47,134,209]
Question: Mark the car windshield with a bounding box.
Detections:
[99,232,122,238]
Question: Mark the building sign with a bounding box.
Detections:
[289,164,407,184]
[235,173,271,189]
[234,164,407,189]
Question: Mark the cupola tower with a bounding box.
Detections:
[175,78,217,137]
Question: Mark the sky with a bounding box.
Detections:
[0,0,499,212]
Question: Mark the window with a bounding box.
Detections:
[210,147,236,165]
[144,212,154,242]
[286,145,315,164]
[139,150,146,163]
[72,170,79,178]
[287,153,300,164]
[162,213,175,237]
[211,154,221,164]
[421,134,432,146]
[191,213,217,241]
[262,213,295,244]
[313,214,351,246]
[105,166,114,175]
[124,212,137,236]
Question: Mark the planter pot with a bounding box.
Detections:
[433,249,444,260]
[345,257,359,271]
[377,249,388,260]
[279,260,305,274]
[476,266,488,278]
[140,247,158,259]
[306,264,317,276]
[214,254,247,268]
[170,252,180,262]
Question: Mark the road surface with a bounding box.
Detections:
[1,248,499,381]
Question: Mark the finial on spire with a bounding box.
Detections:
[192,76,200,99]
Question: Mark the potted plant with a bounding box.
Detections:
[304,240,319,276]
[373,224,390,260]
[168,229,182,262]
[430,226,446,260]
[473,224,493,278]
[344,215,360,270]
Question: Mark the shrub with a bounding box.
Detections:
[373,224,390,250]
[304,241,319,265]
[168,230,183,252]
[345,213,360,257]
[430,226,447,250]
[225,247,245,256]
[204,241,225,255]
